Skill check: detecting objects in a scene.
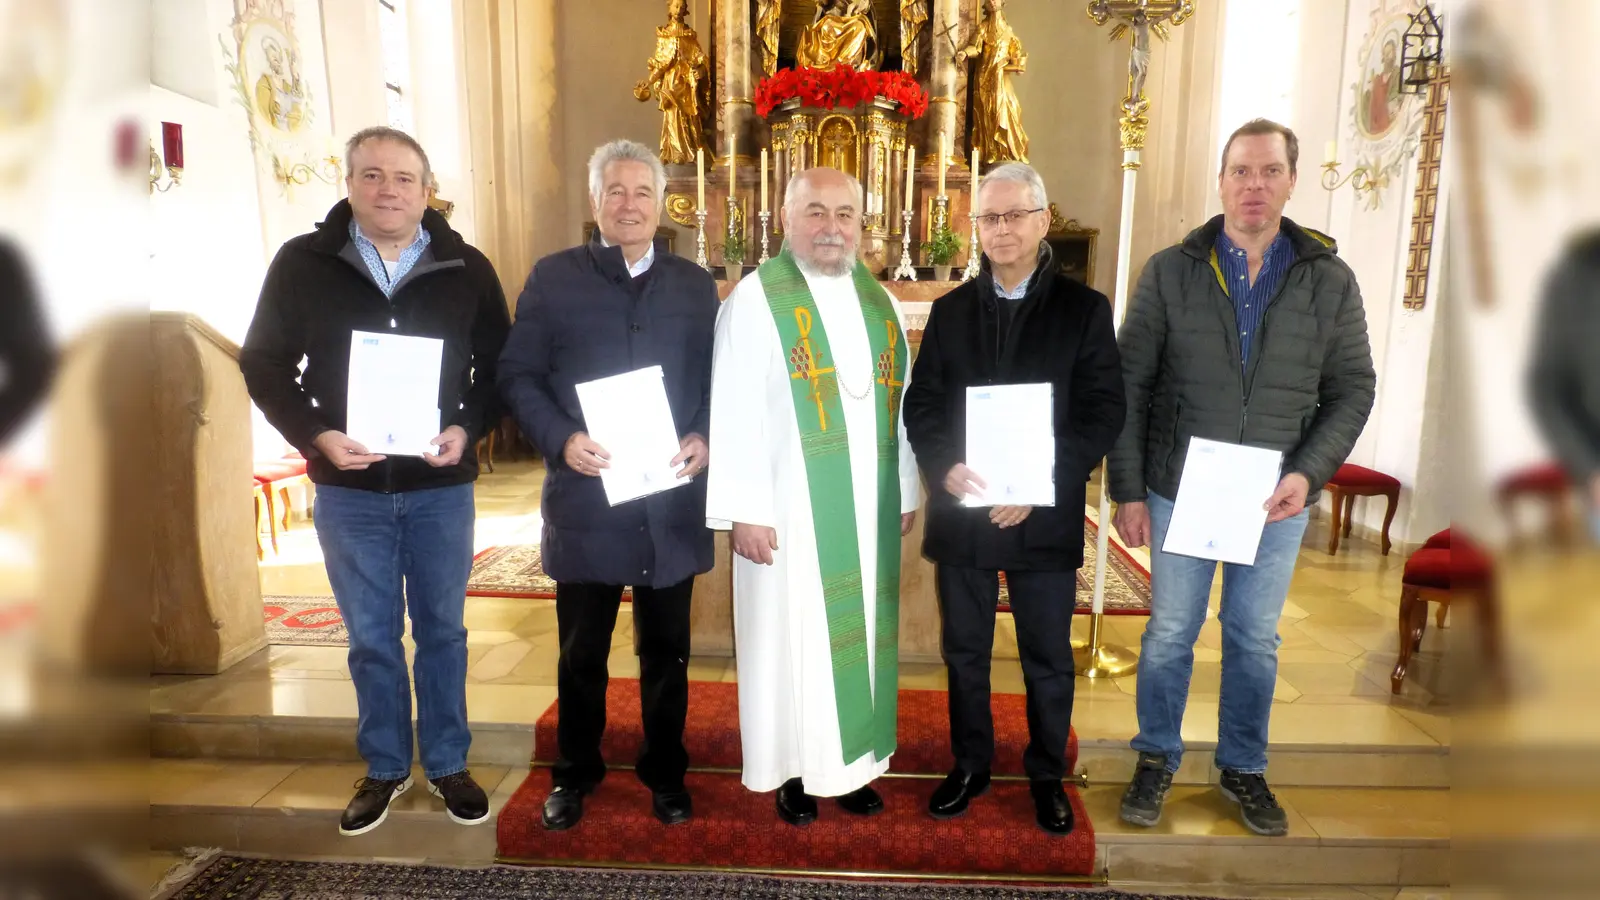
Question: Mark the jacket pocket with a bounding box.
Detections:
[1021,505,1071,550]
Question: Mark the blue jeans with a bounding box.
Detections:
[1132,491,1309,774]
[315,483,475,781]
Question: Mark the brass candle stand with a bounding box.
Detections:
[695,209,709,269]
[962,211,982,282]
[893,208,917,281]
[758,210,772,264]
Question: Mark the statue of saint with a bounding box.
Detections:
[757,0,782,76]
[900,0,929,76]
[955,0,1029,163]
[633,0,709,165]
[796,0,880,72]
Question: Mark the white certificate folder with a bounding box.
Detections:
[1160,438,1284,566]
[346,330,443,457]
[574,366,688,507]
[962,382,1056,508]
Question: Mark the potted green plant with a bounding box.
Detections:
[719,230,747,282]
[921,224,962,281]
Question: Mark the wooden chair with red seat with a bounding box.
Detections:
[1323,463,1401,555]
[253,454,310,551]
[1496,461,1575,545]
[1392,528,1502,693]
[252,478,271,559]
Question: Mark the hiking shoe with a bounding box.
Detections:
[1119,752,1173,827]
[339,775,413,836]
[429,770,490,826]
[1219,769,1289,836]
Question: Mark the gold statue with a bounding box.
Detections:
[900,0,929,76]
[633,0,710,165]
[955,0,1029,163]
[757,0,781,76]
[796,0,881,72]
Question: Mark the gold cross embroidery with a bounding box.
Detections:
[789,307,836,430]
[876,320,903,422]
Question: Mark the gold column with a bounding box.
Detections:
[718,0,756,166]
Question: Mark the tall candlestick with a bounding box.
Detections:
[905,144,916,208]
[937,131,947,198]
[729,134,737,190]
[760,149,768,212]
[971,147,980,186]
[696,149,705,210]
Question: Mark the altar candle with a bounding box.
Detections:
[905,145,916,209]
[1324,140,1337,165]
[937,131,947,198]
[696,149,705,210]
[729,133,737,191]
[971,147,980,190]
[760,149,768,212]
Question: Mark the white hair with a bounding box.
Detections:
[978,162,1049,211]
[783,167,865,217]
[587,139,668,208]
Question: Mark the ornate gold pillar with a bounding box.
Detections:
[926,0,967,167]
[717,0,757,166]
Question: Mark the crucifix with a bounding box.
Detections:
[1403,68,1449,311]
[1085,0,1196,153]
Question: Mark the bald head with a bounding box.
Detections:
[782,167,863,278]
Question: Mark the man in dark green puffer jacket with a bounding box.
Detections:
[1107,119,1376,837]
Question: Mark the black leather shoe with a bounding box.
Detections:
[541,785,586,831]
[928,768,991,819]
[652,789,693,825]
[1030,779,1075,835]
[339,775,413,837]
[836,784,884,816]
[429,770,490,826]
[776,777,818,826]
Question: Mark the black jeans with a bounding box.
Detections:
[936,565,1077,781]
[551,578,693,793]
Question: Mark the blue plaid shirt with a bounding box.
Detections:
[349,220,430,298]
[1215,229,1294,370]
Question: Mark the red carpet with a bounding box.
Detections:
[497,679,1096,878]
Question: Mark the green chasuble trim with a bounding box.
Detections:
[758,249,905,765]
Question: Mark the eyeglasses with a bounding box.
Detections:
[976,208,1044,229]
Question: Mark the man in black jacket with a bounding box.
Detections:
[1108,120,1375,837]
[904,163,1126,835]
[498,139,718,831]
[241,127,510,837]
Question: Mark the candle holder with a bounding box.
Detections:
[932,194,950,236]
[758,210,772,264]
[1321,159,1375,193]
[695,209,709,269]
[961,211,982,282]
[893,208,917,281]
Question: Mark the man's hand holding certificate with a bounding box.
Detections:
[958,383,1056,510]
[346,331,445,458]
[1161,438,1285,565]
[573,366,696,507]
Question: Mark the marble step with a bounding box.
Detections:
[147,759,1448,887]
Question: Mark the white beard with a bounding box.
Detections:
[794,249,856,279]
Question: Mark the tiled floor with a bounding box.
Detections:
[210,459,1450,753]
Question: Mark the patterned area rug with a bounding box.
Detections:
[467,513,1151,615]
[263,596,351,646]
[161,855,1237,899]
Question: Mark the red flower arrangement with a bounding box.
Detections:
[755,68,929,119]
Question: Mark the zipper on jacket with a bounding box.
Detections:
[1237,257,1308,441]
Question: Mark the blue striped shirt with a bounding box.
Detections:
[348,220,430,298]
[1215,230,1294,370]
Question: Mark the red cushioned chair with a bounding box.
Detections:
[1496,461,1575,545]
[1392,528,1502,693]
[254,454,310,555]
[1323,463,1401,555]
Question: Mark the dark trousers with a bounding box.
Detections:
[936,565,1077,781]
[551,578,693,793]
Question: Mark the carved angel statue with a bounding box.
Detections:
[956,0,1029,163]
[901,0,929,76]
[633,0,709,164]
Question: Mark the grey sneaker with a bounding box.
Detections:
[1119,752,1173,827]
[1219,769,1289,836]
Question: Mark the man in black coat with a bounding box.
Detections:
[1529,228,1600,540]
[242,127,511,837]
[498,139,718,831]
[903,163,1126,835]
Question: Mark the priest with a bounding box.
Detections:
[706,167,920,826]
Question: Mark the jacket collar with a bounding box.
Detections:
[309,199,464,261]
[976,241,1057,303]
[584,228,645,285]
[1179,213,1337,263]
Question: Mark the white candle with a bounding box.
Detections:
[971,147,980,192]
[937,131,947,198]
[696,149,705,210]
[1324,140,1337,165]
[760,149,768,212]
[905,145,915,209]
[728,133,737,190]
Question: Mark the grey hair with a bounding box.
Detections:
[588,139,668,207]
[783,167,865,216]
[345,126,432,185]
[978,162,1048,210]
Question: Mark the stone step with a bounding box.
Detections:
[146,759,1448,887]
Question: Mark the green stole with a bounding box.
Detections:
[758,248,905,766]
